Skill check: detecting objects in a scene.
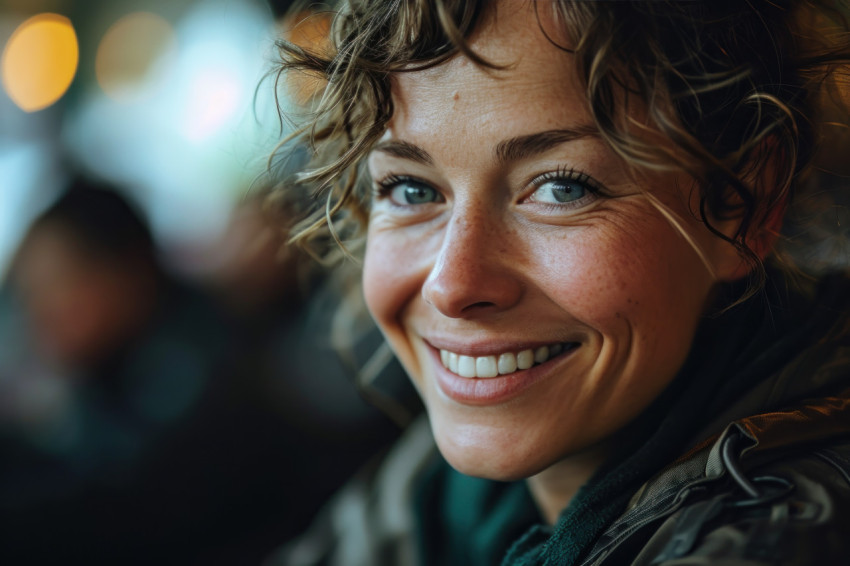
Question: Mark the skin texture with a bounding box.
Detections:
[362,1,745,520]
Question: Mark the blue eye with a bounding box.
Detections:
[535,179,586,203]
[377,175,443,206]
[526,169,598,207]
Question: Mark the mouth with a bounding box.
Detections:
[438,342,579,378]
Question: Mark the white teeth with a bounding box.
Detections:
[517,349,534,370]
[458,355,476,378]
[476,356,498,378]
[439,343,574,378]
[498,353,517,375]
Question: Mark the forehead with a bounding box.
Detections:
[387,2,588,141]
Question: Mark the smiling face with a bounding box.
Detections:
[363,3,742,480]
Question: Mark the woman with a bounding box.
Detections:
[269,1,850,564]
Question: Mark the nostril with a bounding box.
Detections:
[461,301,497,312]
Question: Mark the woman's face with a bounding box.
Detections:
[364,2,741,480]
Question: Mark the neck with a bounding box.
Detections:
[526,442,612,524]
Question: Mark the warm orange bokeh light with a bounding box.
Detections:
[1,13,79,112]
[281,11,333,104]
[95,12,175,101]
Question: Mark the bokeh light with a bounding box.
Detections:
[177,40,245,141]
[61,0,280,268]
[95,12,175,102]
[1,13,78,113]
[281,10,332,104]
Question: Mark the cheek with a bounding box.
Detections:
[535,219,711,332]
[364,226,438,388]
[363,227,424,341]
[363,232,397,323]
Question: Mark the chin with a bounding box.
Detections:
[429,416,556,481]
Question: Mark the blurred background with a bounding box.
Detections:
[1,0,291,275]
[0,0,417,564]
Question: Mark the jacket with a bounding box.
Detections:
[269,273,850,566]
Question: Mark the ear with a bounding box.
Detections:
[714,137,789,282]
[749,192,787,259]
[717,194,787,281]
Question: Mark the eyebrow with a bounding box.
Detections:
[372,127,598,166]
[495,127,597,163]
[372,139,434,165]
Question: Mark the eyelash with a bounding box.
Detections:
[374,174,418,196]
[529,166,601,193]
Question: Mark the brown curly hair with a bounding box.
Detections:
[271,0,850,297]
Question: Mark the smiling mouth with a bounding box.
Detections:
[439,342,579,378]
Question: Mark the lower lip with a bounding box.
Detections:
[428,345,579,406]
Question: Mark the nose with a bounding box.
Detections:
[421,206,524,318]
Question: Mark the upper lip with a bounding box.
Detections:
[423,336,581,357]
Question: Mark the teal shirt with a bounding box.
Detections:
[416,456,542,566]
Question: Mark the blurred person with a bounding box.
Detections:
[0,177,235,564]
[12,182,161,370]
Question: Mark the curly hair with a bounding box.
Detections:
[271,0,850,297]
